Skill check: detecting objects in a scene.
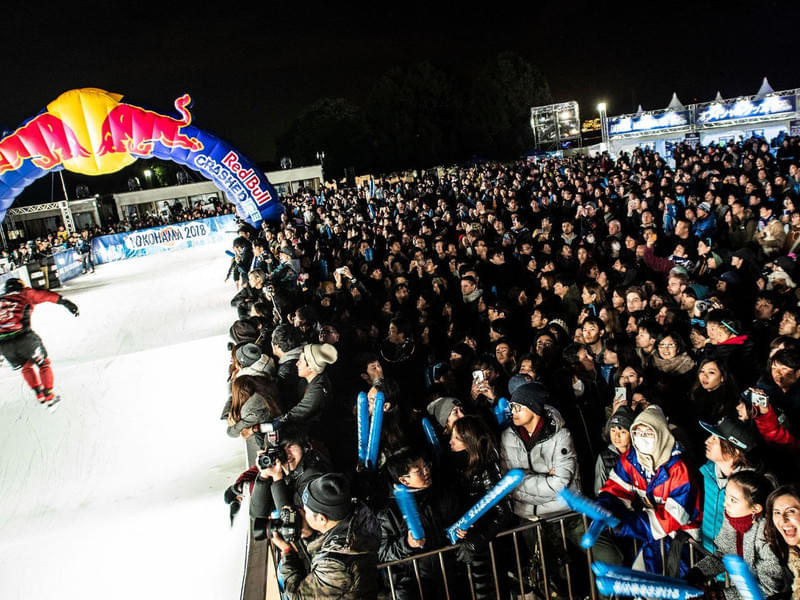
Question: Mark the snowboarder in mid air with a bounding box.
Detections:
[0,278,79,411]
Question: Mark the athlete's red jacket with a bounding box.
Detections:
[0,288,61,339]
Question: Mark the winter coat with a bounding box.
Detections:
[280,502,380,599]
[377,485,463,600]
[594,444,621,496]
[275,373,332,441]
[454,450,514,600]
[500,405,580,519]
[727,210,757,247]
[754,406,800,454]
[693,517,789,600]
[700,335,758,390]
[699,461,754,552]
[599,443,701,574]
[230,285,262,319]
[226,392,272,437]
[265,346,305,409]
[249,451,328,519]
[755,218,787,256]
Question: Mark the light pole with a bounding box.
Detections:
[596,102,608,148]
[143,168,153,187]
[316,151,325,183]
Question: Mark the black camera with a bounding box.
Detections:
[269,507,300,543]
[257,445,287,470]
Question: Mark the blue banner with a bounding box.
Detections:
[696,96,796,125]
[52,248,83,282]
[91,214,235,264]
[608,110,691,137]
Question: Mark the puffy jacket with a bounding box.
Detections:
[377,485,462,599]
[500,405,580,519]
[699,461,753,552]
[754,406,800,454]
[265,346,305,409]
[755,218,786,255]
[598,445,701,574]
[594,444,621,496]
[692,517,789,600]
[276,373,332,441]
[280,502,380,599]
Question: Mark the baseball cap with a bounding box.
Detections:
[699,417,758,452]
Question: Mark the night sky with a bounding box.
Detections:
[2,1,798,169]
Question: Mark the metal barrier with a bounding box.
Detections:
[264,511,724,600]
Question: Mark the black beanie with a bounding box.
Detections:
[236,343,262,368]
[510,382,548,415]
[302,474,353,521]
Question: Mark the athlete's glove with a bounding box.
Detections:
[58,298,79,317]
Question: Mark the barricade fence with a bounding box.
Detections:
[266,510,724,600]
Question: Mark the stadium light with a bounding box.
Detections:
[596,102,609,147]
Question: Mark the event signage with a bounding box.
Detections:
[790,120,800,136]
[696,95,796,125]
[0,88,283,226]
[91,214,235,264]
[52,248,83,282]
[608,110,691,136]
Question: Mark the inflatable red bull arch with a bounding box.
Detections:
[0,88,283,226]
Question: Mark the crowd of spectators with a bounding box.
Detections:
[0,200,236,273]
[213,134,800,599]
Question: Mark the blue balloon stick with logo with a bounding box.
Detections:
[559,488,620,548]
[723,554,765,600]
[592,562,694,586]
[494,397,511,426]
[421,417,440,462]
[367,391,385,470]
[394,484,426,541]
[594,576,702,599]
[446,469,524,544]
[357,392,369,464]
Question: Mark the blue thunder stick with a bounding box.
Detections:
[446,469,524,544]
[357,392,369,464]
[421,417,440,461]
[394,484,426,542]
[559,487,620,548]
[494,397,511,426]
[722,554,766,600]
[366,391,385,470]
[594,575,702,599]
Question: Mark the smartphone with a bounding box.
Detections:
[614,386,627,405]
[472,370,485,383]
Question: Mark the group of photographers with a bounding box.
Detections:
[218,135,800,599]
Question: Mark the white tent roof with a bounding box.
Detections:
[754,77,774,100]
[714,91,724,103]
[636,104,644,115]
[667,92,685,110]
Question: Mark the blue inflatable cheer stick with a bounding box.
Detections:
[494,397,511,427]
[723,554,766,600]
[559,487,620,548]
[446,469,524,544]
[357,392,369,464]
[592,562,693,587]
[594,575,702,599]
[394,484,426,542]
[367,391,385,470]
[225,249,236,258]
[421,417,440,462]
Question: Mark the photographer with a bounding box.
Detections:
[250,424,330,521]
[271,473,380,599]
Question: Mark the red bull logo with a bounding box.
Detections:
[0,113,90,175]
[97,94,204,156]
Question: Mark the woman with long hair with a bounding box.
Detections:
[686,359,740,442]
[449,416,513,599]
[227,374,282,440]
[765,483,800,597]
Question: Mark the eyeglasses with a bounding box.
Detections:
[509,402,527,413]
[631,429,655,439]
[658,343,677,349]
[406,462,431,477]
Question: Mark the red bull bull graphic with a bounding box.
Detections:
[0,88,282,227]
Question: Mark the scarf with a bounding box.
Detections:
[652,352,696,375]
[725,511,755,557]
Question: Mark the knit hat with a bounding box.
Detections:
[427,396,458,428]
[303,343,338,373]
[302,473,353,521]
[608,406,634,430]
[510,382,548,415]
[698,201,711,213]
[279,246,293,257]
[508,373,534,396]
[236,343,262,368]
[230,319,260,343]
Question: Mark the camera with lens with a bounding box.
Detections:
[257,444,287,470]
[267,506,300,543]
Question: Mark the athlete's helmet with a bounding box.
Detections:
[2,278,25,294]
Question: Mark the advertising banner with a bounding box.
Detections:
[608,110,691,137]
[696,95,796,125]
[92,214,235,264]
[52,248,83,282]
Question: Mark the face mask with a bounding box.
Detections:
[572,378,585,397]
[633,436,655,455]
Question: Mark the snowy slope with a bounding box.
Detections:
[0,241,250,600]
